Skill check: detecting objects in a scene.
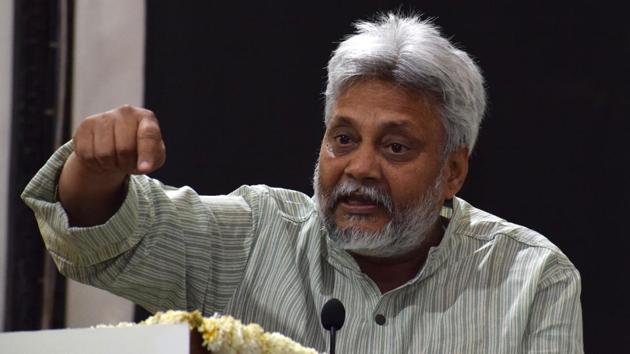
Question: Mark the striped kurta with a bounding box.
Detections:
[23,142,583,353]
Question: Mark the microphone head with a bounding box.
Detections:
[321,298,346,331]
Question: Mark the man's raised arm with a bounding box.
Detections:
[21,104,258,314]
[58,104,166,226]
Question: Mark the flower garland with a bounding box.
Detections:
[98,310,319,354]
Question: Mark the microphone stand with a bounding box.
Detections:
[329,327,337,354]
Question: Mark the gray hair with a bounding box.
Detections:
[324,13,487,154]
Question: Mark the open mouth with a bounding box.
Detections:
[339,193,378,205]
[335,193,384,214]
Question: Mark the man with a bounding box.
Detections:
[23,13,583,353]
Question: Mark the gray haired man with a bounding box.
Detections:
[23,13,583,353]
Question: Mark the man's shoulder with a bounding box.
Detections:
[451,197,572,266]
[228,184,316,222]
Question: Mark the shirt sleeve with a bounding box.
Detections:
[522,258,584,353]
[21,141,260,315]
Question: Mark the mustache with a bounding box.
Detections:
[329,179,393,214]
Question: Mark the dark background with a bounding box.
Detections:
[5,0,627,350]
[144,1,629,351]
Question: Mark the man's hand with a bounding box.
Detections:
[58,105,166,226]
[72,104,165,175]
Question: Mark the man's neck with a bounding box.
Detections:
[350,219,446,294]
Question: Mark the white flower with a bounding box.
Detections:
[100,310,320,354]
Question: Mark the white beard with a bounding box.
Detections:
[312,162,444,258]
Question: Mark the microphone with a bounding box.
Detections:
[321,298,346,354]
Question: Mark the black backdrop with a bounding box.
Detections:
[144,2,629,351]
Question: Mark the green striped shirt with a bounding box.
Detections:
[23,142,583,353]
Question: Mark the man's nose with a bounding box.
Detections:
[343,144,381,182]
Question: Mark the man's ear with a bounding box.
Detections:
[442,146,469,199]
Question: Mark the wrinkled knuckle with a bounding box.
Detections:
[79,115,98,129]
[94,150,114,162]
[100,116,115,129]
[118,104,135,114]
[88,113,113,128]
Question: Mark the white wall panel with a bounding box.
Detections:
[66,0,145,328]
[0,0,15,333]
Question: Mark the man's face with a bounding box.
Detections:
[314,79,459,257]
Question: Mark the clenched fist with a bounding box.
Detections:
[73,104,166,175]
[59,105,166,226]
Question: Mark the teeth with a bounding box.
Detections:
[345,195,375,204]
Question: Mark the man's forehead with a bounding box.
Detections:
[335,78,438,112]
[327,90,442,135]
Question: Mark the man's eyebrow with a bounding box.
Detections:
[379,120,415,133]
[331,117,416,129]
[329,115,356,128]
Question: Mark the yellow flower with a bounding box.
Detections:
[141,310,203,330]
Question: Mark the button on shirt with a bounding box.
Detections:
[22,142,583,353]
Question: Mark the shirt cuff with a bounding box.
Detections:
[21,140,151,266]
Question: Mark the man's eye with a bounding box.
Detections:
[388,143,408,154]
[335,135,352,145]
